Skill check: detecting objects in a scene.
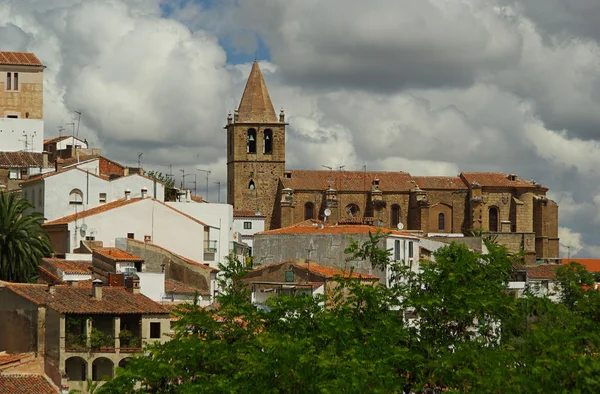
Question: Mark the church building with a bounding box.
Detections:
[226,61,559,262]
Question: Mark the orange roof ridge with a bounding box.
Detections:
[236,60,278,123]
[42,197,144,226]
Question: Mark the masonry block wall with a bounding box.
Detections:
[0,67,43,119]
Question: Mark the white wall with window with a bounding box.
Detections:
[233,213,266,254]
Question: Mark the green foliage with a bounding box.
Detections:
[90,328,113,349]
[0,191,52,282]
[98,241,600,394]
[145,170,177,201]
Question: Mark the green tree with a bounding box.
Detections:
[0,192,52,282]
[145,170,176,201]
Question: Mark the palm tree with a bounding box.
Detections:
[0,191,52,282]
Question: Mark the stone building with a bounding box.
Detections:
[227,61,559,261]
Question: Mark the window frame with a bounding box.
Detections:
[247,129,257,154]
[99,193,107,203]
[13,72,18,90]
[243,221,252,230]
[6,72,11,90]
[391,204,401,227]
[263,129,273,154]
[489,207,499,232]
[304,202,314,220]
[149,322,161,339]
[69,189,83,205]
[438,213,445,231]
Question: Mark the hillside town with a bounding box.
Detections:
[1,48,600,393]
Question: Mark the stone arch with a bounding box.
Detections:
[263,129,273,154]
[345,203,360,219]
[65,356,87,381]
[304,202,314,220]
[429,203,453,233]
[92,357,114,381]
[247,129,257,154]
[118,357,133,369]
[489,206,499,232]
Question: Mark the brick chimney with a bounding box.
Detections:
[55,158,64,172]
[92,278,103,300]
[125,189,131,200]
[125,274,141,295]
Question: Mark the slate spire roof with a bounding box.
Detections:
[237,60,278,123]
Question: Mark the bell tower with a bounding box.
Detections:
[226,60,286,229]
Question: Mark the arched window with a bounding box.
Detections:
[263,129,273,154]
[247,129,257,154]
[489,207,499,232]
[69,189,83,205]
[304,202,314,220]
[248,180,255,190]
[391,204,401,227]
[345,203,360,219]
[438,213,445,231]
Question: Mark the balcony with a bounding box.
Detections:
[204,240,217,261]
[64,314,142,353]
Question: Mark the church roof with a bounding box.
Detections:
[460,172,544,189]
[281,170,415,192]
[413,176,468,190]
[237,61,278,123]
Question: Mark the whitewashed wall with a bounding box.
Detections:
[0,118,43,152]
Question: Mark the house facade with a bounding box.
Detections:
[233,209,266,254]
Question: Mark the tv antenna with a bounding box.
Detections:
[138,152,143,169]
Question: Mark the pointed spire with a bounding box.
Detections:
[237,60,278,123]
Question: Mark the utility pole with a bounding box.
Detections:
[214,181,221,203]
[138,152,143,170]
[179,169,185,189]
[188,174,197,196]
[74,110,82,138]
[196,168,211,202]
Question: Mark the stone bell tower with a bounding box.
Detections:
[226,60,287,229]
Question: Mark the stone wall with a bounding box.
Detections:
[0,69,44,119]
[0,290,38,353]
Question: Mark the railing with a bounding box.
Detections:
[204,240,217,253]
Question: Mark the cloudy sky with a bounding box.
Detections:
[2,0,600,256]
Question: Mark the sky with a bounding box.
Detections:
[1,0,600,257]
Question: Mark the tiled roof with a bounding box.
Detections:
[42,258,91,274]
[2,283,168,314]
[281,170,414,192]
[0,353,34,368]
[94,248,144,262]
[412,176,468,190]
[460,172,542,189]
[258,219,416,238]
[525,264,560,279]
[43,136,70,145]
[37,266,65,285]
[0,374,58,393]
[42,197,144,226]
[252,259,379,280]
[562,258,600,272]
[0,152,43,168]
[234,209,266,218]
[60,154,101,168]
[128,239,218,272]
[0,51,43,67]
[190,195,204,203]
[236,60,278,123]
[165,279,206,295]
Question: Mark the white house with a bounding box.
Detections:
[20,167,164,221]
[42,196,207,264]
[233,209,266,254]
[0,118,44,152]
[166,200,234,269]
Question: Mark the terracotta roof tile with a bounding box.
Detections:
[282,170,415,192]
[0,353,35,368]
[42,258,92,274]
[94,248,144,262]
[0,374,58,393]
[127,239,218,272]
[0,152,43,168]
[165,279,206,295]
[412,176,467,190]
[36,266,65,285]
[234,209,265,218]
[562,258,600,272]
[252,259,379,280]
[460,172,543,189]
[524,264,560,279]
[3,283,168,314]
[258,219,416,238]
[236,60,278,123]
[0,51,43,67]
[20,167,106,186]
[42,197,144,226]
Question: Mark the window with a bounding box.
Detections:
[6,72,11,90]
[408,241,414,258]
[489,207,499,232]
[438,213,445,231]
[7,115,18,119]
[263,129,273,154]
[243,222,252,230]
[304,202,314,220]
[248,180,255,190]
[127,233,134,239]
[345,203,360,219]
[9,169,18,180]
[13,72,18,90]
[69,189,83,205]
[85,236,95,241]
[285,270,294,282]
[150,322,161,339]
[247,129,257,154]
[99,193,107,203]
[394,240,401,261]
[391,204,401,227]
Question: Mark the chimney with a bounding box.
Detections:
[144,234,151,243]
[55,158,64,172]
[42,151,49,168]
[125,189,131,200]
[92,278,103,300]
[141,187,147,198]
[48,284,55,295]
[126,274,141,295]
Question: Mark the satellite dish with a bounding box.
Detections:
[80,223,88,232]
[324,208,331,217]
[397,222,404,230]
